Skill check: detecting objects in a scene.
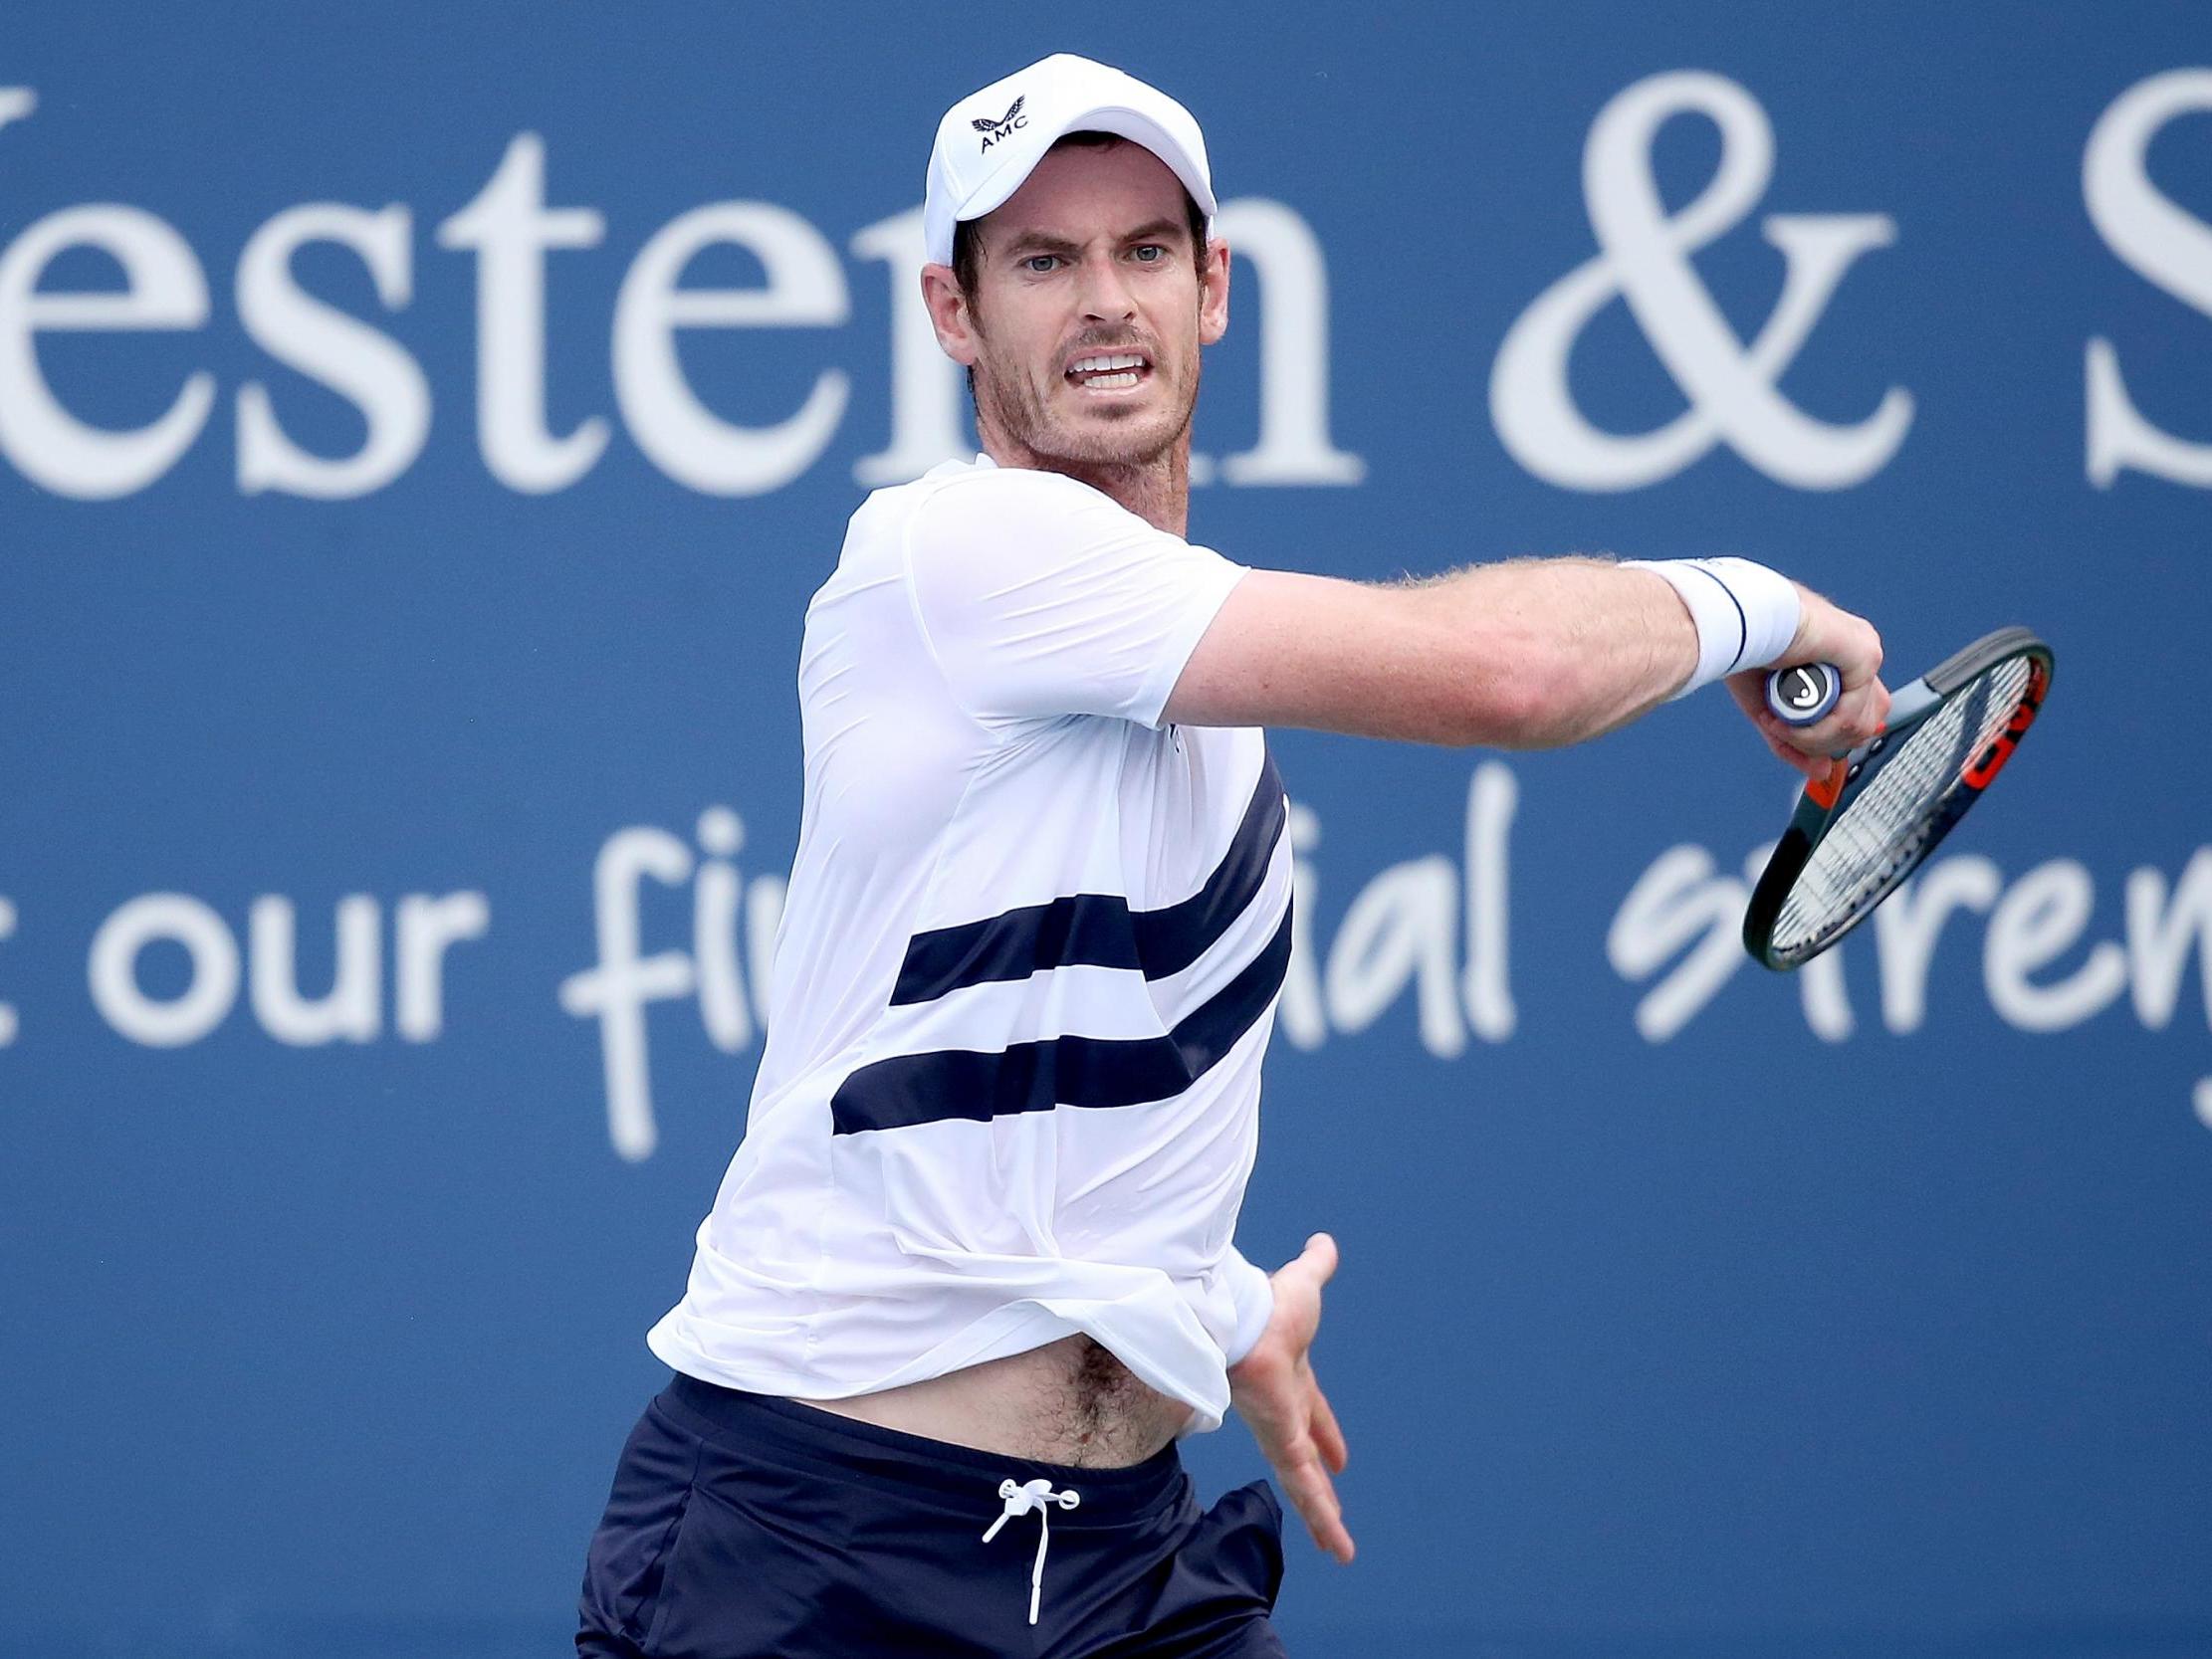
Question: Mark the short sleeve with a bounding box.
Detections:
[901,468,1248,729]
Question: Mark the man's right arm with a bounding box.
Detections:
[1161,556,1888,770]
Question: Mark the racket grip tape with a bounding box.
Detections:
[1766,662,1842,726]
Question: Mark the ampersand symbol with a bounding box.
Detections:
[1491,71,1913,491]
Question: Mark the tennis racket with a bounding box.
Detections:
[1742,627,2054,970]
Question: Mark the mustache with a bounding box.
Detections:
[1059,330,1159,358]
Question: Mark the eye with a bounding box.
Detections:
[1020,254,1062,274]
[1131,244,1166,263]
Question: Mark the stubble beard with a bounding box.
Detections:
[974,340,1199,483]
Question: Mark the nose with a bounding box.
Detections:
[1076,257,1137,324]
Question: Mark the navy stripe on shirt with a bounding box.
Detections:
[888,749,1286,1006]
[830,902,1294,1136]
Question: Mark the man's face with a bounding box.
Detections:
[932,141,1228,469]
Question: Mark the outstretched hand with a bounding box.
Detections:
[1228,1232,1354,1563]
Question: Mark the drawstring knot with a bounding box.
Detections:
[981,1475,1081,1625]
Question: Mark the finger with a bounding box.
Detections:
[1837,675,1888,730]
[1301,1231,1339,1285]
[1795,678,1887,754]
[1309,1381,1349,1474]
[1279,1446,1354,1563]
[1309,1507,1356,1564]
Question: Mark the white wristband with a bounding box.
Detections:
[1623,557,1802,699]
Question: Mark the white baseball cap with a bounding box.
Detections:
[922,53,1217,267]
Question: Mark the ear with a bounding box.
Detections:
[921,262,979,367]
[1197,238,1230,347]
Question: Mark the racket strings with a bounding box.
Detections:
[1770,655,2032,962]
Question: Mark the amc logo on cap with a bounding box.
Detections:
[974,95,1027,152]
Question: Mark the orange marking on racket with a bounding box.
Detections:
[1804,757,1850,810]
[1963,690,2041,788]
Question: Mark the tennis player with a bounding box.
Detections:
[576,52,1888,1659]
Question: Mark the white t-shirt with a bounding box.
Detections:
[646,454,1287,1433]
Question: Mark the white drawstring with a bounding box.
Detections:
[981,1475,1081,1625]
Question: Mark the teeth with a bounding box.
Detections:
[1079,371,1140,389]
[1068,353,1146,375]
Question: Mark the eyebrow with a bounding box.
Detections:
[1118,218,1190,247]
[998,232,1086,259]
[996,220,1194,260]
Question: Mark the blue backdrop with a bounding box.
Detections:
[4,4,2208,1655]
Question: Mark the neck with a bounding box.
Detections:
[979,426,1192,536]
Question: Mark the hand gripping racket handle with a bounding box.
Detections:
[1765,662,1841,726]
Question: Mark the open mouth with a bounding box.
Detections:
[1064,351,1152,393]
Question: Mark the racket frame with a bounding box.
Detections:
[1742,626,2054,971]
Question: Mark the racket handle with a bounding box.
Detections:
[1766,662,1841,726]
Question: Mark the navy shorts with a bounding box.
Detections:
[576,1370,1287,1658]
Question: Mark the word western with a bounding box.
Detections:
[0,108,1361,502]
